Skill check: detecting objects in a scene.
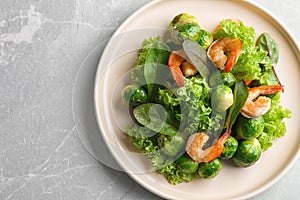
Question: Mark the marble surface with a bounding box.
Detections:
[0,0,299,199]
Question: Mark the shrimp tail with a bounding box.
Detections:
[169,66,185,87]
[218,131,231,145]
[206,132,231,162]
[168,52,185,87]
[244,80,253,86]
[225,48,241,72]
[168,51,185,68]
[257,85,284,94]
[225,38,242,72]
[248,85,284,100]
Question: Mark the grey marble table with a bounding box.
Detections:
[1,0,299,199]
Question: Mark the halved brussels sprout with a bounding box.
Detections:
[171,24,201,44]
[211,85,234,112]
[198,29,213,50]
[169,13,201,44]
[220,136,238,160]
[169,13,199,28]
[236,115,265,139]
[122,84,147,107]
[233,138,262,168]
[176,154,199,173]
[198,158,222,179]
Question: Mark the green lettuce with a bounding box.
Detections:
[213,20,255,48]
[125,125,198,184]
[258,93,291,151]
[159,75,212,134]
[213,20,271,81]
[158,162,198,184]
[157,163,183,184]
[125,125,158,153]
[125,125,169,169]
[125,75,214,185]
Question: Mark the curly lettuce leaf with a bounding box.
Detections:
[157,163,183,184]
[157,162,198,185]
[258,93,291,151]
[213,20,256,48]
[125,125,158,152]
[232,47,268,80]
[159,75,212,134]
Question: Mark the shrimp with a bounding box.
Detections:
[186,132,230,163]
[241,85,284,118]
[244,80,253,86]
[168,51,185,87]
[207,37,242,73]
[168,50,198,87]
[181,61,198,77]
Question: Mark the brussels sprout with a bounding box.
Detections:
[233,138,262,168]
[235,115,265,139]
[220,136,238,160]
[209,71,236,88]
[157,134,185,156]
[198,29,213,50]
[122,84,147,107]
[198,158,222,179]
[211,85,234,112]
[171,24,201,44]
[169,13,199,28]
[221,72,236,88]
[176,154,199,173]
[157,134,168,148]
[169,13,201,44]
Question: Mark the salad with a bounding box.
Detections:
[121,13,291,184]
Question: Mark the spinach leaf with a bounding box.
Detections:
[256,33,279,65]
[225,80,248,131]
[182,40,213,80]
[256,33,281,85]
[133,103,178,136]
[144,42,170,102]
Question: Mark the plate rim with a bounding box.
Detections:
[94,0,300,199]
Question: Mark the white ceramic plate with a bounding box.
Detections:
[94,0,300,199]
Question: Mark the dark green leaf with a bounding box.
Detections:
[226,80,248,131]
[133,103,178,136]
[144,42,170,102]
[182,40,213,80]
[256,33,281,85]
[256,33,279,65]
